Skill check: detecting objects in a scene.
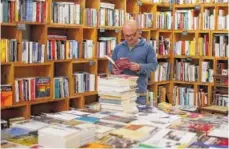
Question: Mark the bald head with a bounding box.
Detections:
[123,20,138,32]
[122,20,140,46]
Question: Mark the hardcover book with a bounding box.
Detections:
[0,84,13,107]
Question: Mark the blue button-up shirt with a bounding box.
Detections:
[108,39,158,93]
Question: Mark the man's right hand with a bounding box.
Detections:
[112,66,122,75]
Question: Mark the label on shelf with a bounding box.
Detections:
[17,24,26,31]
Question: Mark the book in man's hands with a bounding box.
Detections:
[105,55,130,70]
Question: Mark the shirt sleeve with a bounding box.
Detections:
[108,47,119,73]
[138,45,158,75]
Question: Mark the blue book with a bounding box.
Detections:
[1,127,31,140]
[76,116,99,123]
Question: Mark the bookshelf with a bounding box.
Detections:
[1,0,228,120]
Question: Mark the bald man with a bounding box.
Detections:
[108,20,158,106]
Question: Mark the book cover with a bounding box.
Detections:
[104,55,130,71]
[35,77,50,98]
[0,84,13,107]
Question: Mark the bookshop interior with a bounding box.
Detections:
[0,0,229,148]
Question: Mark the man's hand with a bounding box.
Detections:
[129,62,140,71]
[112,66,122,74]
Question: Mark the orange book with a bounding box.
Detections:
[1,85,13,107]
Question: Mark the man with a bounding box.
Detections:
[108,20,158,105]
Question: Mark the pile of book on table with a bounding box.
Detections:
[1,107,228,148]
[98,74,139,113]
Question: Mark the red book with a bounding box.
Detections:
[115,58,130,70]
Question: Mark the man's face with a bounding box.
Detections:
[123,28,139,46]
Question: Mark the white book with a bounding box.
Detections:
[38,125,81,148]
[12,120,48,131]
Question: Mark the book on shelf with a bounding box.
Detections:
[73,72,95,93]
[85,8,97,27]
[0,84,13,107]
[21,41,45,64]
[51,2,80,24]
[54,77,69,99]
[47,36,79,60]
[1,39,17,63]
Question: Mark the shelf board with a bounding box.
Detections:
[215,3,228,6]
[201,56,214,60]
[98,26,122,30]
[214,84,228,88]
[158,29,173,32]
[14,62,52,67]
[47,23,82,28]
[215,57,229,60]
[29,97,53,105]
[174,4,196,8]
[17,22,46,25]
[72,91,97,97]
[201,3,217,7]
[211,30,228,34]
[157,55,171,59]
[173,81,195,84]
[141,1,154,5]
[141,27,155,31]
[52,59,72,63]
[83,26,97,29]
[1,102,27,110]
[174,55,200,59]
[1,62,13,66]
[156,3,171,7]
[173,30,196,33]
[1,23,17,26]
[149,80,171,85]
[197,82,214,86]
[72,59,96,64]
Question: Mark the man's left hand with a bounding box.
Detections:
[129,62,140,71]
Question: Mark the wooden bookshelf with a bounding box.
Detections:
[1,0,228,120]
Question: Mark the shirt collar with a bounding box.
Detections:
[122,38,145,47]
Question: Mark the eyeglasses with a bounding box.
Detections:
[124,31,138,38]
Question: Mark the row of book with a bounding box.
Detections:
[174,10,200,30]
[14,77,50,103]
[54,77,69,99]
[213,34,229,57]
[214,94,228,107]
[202,61,213,83]
[175,60,199,82]
[97,37,116,58]
[218,9,229,30]
[173,86,211,107]
[47,35,79,60]
[1,39,17,63]
[22,41,45,63]
[85,8,97,27]
[203,9,215,30]
[51,2,80,24]
[73,72,95,93]
[126,13,153,29]
[154,62,171,82]
[1,0,46,23]
[156,12,172,30]
[100,2,125,27]
[174,39,196,56]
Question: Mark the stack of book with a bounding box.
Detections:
[98,75,139,113]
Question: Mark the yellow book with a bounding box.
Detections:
[1,39,6,63]
[198,37,203,56]
[66,40,69,59]
[189,40,195,56]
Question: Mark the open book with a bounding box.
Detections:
[105,55,130,70]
